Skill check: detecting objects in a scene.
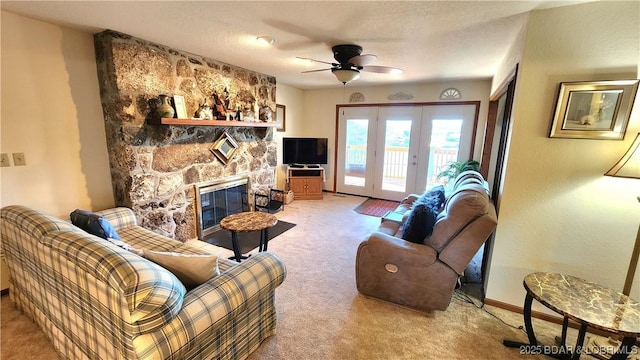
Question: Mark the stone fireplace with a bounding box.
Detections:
[94,30,277,241]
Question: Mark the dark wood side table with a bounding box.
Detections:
[503,272,640,359]
[219,211,277,262]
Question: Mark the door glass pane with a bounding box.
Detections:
[344,119,368,187]
[426,119,463,189]
[382,119,411,192]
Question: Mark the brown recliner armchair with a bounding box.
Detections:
[355,171,498,312]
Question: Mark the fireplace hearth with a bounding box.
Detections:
[196,176,249,238]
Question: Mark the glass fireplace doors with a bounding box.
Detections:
[196,176,249,238]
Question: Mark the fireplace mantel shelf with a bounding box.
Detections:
[150,118,279,127]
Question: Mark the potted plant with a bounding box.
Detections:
[436,160,480,184]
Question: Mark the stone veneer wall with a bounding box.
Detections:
[94,30,277,241]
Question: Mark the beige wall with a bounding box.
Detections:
[301,80,492,191]
[486,1,640,308]
[1,12,115,290]
[491,14,528,96]
[274,83,304,190]
[1,11,114,214]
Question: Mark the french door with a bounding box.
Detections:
[336,104,477,201]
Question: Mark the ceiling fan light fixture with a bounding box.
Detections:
[256,36,276,46]
[332,68,360,84]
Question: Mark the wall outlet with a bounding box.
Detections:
[12,153,26,166]
[0,154,10,167]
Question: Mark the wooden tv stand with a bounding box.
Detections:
[286,166,324,200]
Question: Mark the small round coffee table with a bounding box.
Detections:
[219,211,278,262]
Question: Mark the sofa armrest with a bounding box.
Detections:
[363,232,437,267]
[439,210,497,275]
[131,252,286,358]
[180,252,286,325]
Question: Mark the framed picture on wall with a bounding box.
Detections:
[173,95,189,119]
[549,80,639,140]
[275,104,286,132]
[210,131,239,164]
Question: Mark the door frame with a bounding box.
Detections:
[480,66,518,212]
[478,65,518,300]
[333,101,481,195]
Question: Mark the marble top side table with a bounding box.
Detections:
[219,212,277,262]
[503,272,640,360]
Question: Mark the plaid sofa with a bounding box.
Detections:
[0,205,287,360]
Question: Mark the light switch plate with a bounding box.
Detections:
[0,153,10,167]
[12,153,26,166]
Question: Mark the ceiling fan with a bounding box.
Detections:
[297,44,403,84]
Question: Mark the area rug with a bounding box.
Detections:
[202,220,296,254]
[353,198,400,217]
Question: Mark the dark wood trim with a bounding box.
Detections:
[337,100,480,108]
[479,65,519,300]
[469,101,480,161]
[485,298,563,324]
[485,297,640,344]
[480,101,498,178]
[488,64,518,213]
[480,64,519,180]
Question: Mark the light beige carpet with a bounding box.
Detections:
[0,194,620,359]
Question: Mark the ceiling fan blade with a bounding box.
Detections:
[296,57,337,66]
[361,65,404,74]
[302,68,332,73]
[349,54,377,66]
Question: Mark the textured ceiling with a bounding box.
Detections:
[1,1,592,89]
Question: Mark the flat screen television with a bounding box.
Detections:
[282,137,328,165]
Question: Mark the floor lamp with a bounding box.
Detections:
[587,132,640,360]
[604,132,640,297]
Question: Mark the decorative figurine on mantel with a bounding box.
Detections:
[194,101,213,120]
[251,98,260,122]
[155,94,175,118]
[236,105,244,121]
[259,105,273,122]
[212,92,228,120]
[244,105,256,122]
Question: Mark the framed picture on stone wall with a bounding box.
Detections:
[173,95,188,119]
[210,131,239,164]
[549,80,638,140]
